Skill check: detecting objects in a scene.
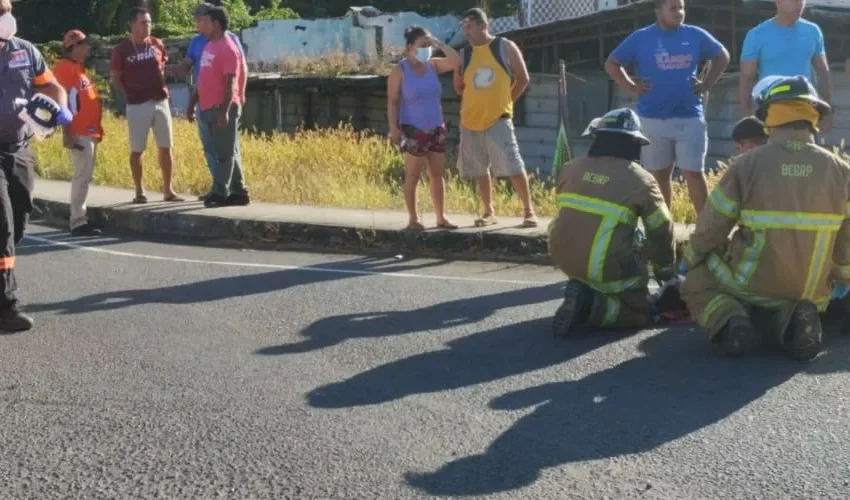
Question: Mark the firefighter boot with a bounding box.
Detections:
[0,307,33,333]
[553,280,593,338]
[782,301,823,361]
[716,315,761,357]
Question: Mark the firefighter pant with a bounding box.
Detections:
[585,285,652,330]
[681,263,797,345]
[0,145,35,309]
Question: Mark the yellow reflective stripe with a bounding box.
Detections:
[803,230,832,300]
[557,193,636,225]
[735,230,766,286]
[834,263,850,280]
[699,294,732,327]
[684,244,699,267]
[708,187,738,219]
[707,254,785,308]
[602,296,620,327]
[644,206,671,231]
[588,217,617,282]
[583,276,644,295]
[740,210,843,231]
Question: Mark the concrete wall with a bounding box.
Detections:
[240,71,613,177]
[240,12,462,68]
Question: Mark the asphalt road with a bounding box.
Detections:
[0,223,848,499]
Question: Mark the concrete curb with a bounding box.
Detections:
[31,197,556,264]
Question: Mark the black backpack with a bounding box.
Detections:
[458,36,514,81]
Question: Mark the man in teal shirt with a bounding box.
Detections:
[737,0,832,132]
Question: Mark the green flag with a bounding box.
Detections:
[552,121,570,181]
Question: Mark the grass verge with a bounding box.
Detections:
[33,112,720,223]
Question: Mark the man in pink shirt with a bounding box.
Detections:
[196,5,248,208]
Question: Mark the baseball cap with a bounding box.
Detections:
[193,2,216,17]
[63,29,87,48]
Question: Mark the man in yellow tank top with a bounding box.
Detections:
[454,9,538,228]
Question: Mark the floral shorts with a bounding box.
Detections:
[399,124,447,156]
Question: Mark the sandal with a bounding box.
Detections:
[132,194,148,204]
[436,220,458,230]
[474,214,498,227]
[405,222,426,232]
[164,194,185,202]
[521,214,539,228]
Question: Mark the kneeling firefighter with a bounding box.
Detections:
[549,108,676,337]
[680,75,850,360]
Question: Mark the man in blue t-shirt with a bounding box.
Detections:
[737,0,832,133]
[179,2,247,201]
[605,0,730,214]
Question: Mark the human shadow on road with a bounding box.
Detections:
[404,328,850,497]
[23,256,450,315]
[306,316,631,409]
[255,283,563,355]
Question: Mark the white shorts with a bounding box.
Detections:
[638,116,708,173]
[126,99,173,153]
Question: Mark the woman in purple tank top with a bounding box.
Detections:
[387,26,461,231]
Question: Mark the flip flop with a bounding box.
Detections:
[436,220,458,230]
[405,222,426,232]
[132,194,148,204]
[164,194,185,202]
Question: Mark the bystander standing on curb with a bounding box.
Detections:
[110,6,184,204]
[53,29,104,236]
[196,5,250,207]
[176,2,247,202]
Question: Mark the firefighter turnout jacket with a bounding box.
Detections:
[684,136,850,312]
[549,156,676,294]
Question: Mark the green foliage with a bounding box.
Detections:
[254,0,300,20]
[15,0,518,44]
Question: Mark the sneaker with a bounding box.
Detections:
[226,193,250,206]
[70,223,102,236]
[717,315,761,357]
[783,301,823,361]
[552,280,593,338]
[0,307,33,333]
[203,193,229,208]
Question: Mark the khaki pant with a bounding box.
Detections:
[69,136,97,230]
[126,99,173,153]
[457,118,526,178]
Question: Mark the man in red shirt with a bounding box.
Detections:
[54,29,104,236]
[110,7,183,204]
[196,6,248,207]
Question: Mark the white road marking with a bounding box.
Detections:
[22,234,560,286]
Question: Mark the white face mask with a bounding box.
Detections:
[0,13,17,41]
[415,46,432,63]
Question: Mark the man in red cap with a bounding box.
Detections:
[52,29,104,236]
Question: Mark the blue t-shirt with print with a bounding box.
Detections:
[610,23,725,119]
[740,18,825,83]
[186,31,245,84]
